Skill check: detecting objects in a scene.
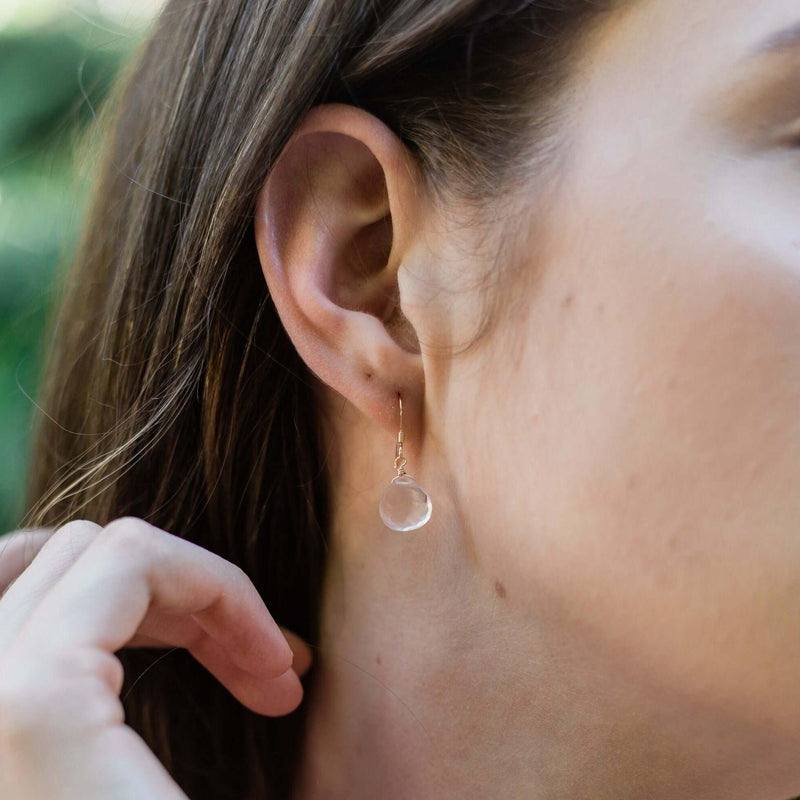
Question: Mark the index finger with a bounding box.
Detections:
[13,518,294,679]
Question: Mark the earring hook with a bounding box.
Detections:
[394,393,407,476]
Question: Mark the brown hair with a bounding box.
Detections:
[25,1,613,796]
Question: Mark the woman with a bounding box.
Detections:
[1,0,800,796]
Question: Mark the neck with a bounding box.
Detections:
[290,403,783,800]
[292,541,780,799]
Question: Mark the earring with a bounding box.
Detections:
[379,393,432,531]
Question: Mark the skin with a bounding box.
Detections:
[253,0,800,798]
[2,0,800,798]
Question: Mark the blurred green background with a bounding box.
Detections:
[0,1,162,532]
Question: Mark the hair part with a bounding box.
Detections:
[26,1,614,796]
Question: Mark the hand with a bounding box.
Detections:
[0,518,313,800]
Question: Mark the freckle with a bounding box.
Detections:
[596,302,605,314]
[562,293,574,308]
[627,473,638,490]
[494,579,507,599]
[376,654,382,665]
[666,376,676,389]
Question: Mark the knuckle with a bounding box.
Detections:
[90,649,125,696]
[45,519,102,552]
[53,518,99,535]
[56,648,126,698]
[97,517,160,562]
[0,530,46,566]
[222,560,258,601]
[227,559,251,586]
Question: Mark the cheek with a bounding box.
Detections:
[459,198,800,735]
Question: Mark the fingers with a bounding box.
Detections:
[0,522,100,655]
[0,518,313,716]
[126,619,313,678]
[188,629,304,715]
[0,528,57,596]
[8,517,299,716]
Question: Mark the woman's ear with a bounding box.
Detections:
[254,103,427,434]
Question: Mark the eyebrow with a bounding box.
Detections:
[749,19,800,57]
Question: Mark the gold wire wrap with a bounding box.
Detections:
[393,394,407,476]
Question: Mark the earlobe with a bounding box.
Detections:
[253,103,426,433]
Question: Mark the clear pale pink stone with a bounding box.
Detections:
[379,475,432,531]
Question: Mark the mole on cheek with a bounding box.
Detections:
[494,579,507,599]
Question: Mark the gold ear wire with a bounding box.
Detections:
[393,395,407,477]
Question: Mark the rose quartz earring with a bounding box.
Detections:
[379,394,432,531]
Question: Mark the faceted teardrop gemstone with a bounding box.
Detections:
[379,474,432,531]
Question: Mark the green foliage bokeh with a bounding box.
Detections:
[0,16,142,531]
